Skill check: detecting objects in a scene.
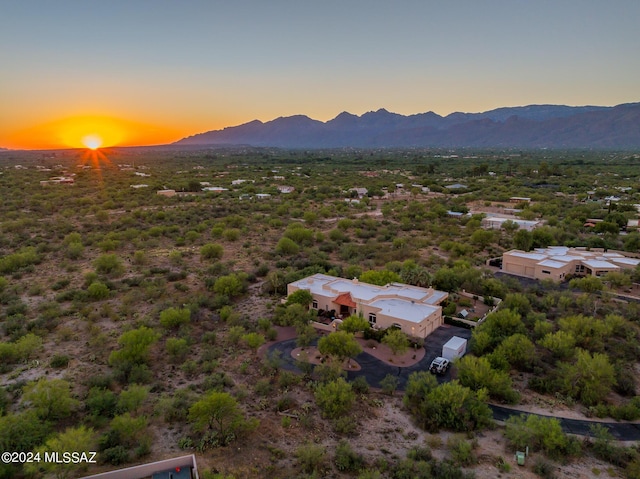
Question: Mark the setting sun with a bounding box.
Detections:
[82,134,103,150]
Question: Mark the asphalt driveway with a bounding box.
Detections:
[267,324,640,440]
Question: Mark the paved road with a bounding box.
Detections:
[268,325,640,440]
[491,405,640,441]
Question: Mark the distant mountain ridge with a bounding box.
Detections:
[175,103,640,149]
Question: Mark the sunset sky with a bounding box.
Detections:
[2,1,639,149]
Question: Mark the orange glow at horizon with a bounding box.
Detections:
[82,134,103,150]
[6,115,182,150]
[80,146,111,170]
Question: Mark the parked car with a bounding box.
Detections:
[429,357,450,375]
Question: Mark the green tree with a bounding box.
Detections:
[569,276,604,293]
[505,414,576,459]
[212,273,245,298]
[117,384,149,414]
[318,331,362,365]
[492,333,536,371]
[25,426,96,479]
[22,378,79,421]
[314,377,355,419]
[471,309,525,354]
[359,269,401,286]
[603,271,632,289]
[501,293,531,317]
[188,391,255,446]
[110,413,149,448]
[242,332,265,355]
[0,411,50,453]
[159,307,191,329]
[557,314,612,351]
[559,349,616,406]
[285,289,314,307]
[382,329,410,355]
[338,315,370,333]
[456,356,519,403]
[296,323,317,348]
[513,229,533,251]
[403,373,492,432]
[86,387,117,418]
[470,229,495,249]
[538,330,576,359]
[109,326,160,371]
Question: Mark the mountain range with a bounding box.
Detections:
[175,102,640,149]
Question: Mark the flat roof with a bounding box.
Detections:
[538,260,568,269]
[582,260,619,270]
[610,257,640,266]
[508,251,548,261]
[369,298,439,323]
[289,274,445,305]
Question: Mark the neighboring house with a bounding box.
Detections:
[350,187,368,198]
[277,186,295,194]
[80,455,199,479]
[157,189,176,197]
[502,247,640,282]
[481,216,542,231]
[202,187,228,192]
[287,274,448,339]
[40,176,75,185]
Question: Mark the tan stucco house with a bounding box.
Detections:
[287,274,448,339]
[502,247,640,281]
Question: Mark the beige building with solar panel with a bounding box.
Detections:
[502,247,640,282]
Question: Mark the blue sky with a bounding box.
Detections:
[1,1,638,147]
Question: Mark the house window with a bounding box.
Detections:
[312,300,318,309]
[368,313,376,325]
[542,270,550,275]
[575,264,585,273]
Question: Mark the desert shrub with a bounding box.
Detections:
[335,440,364,472]
[200,243,224,260]
[351,376,370,394]
[449,437,477,466]
[404,372,492,432]
[0,247,39,274]
[94,254,124,277]
[457,355,519,403]
[275,237,299,255]
[49,354,70,368]
[166,338,189,362]
[87,282,110,300]
[315,378,355,419]
[86,387,118,419]
[296,443,326,474]
[159,307,191,329]
[504,414,579,460]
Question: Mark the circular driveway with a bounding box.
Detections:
[267,325,640,440]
